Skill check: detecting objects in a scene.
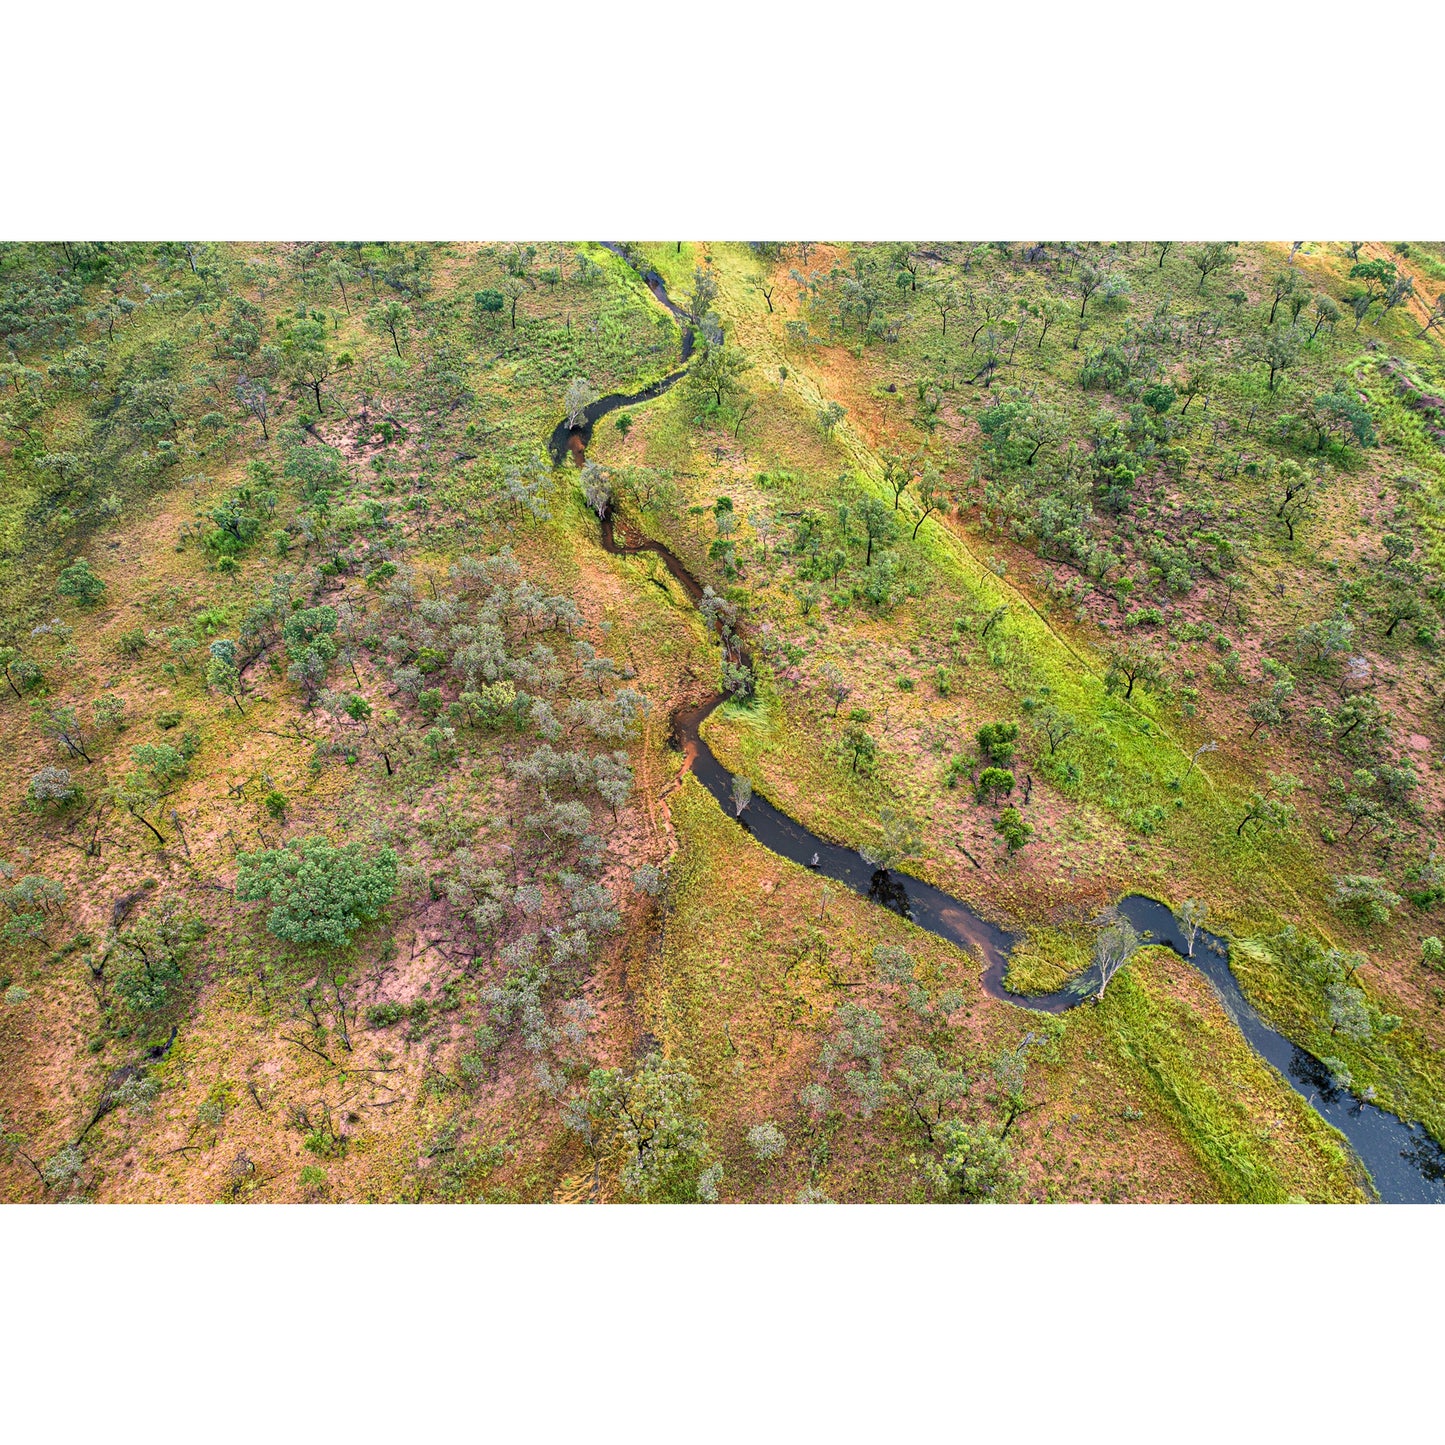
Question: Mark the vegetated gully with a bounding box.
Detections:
[547,252,1445,1203]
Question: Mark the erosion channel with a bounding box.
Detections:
[553,248,1445,1204]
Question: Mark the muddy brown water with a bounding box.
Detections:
[552,254,1445,1202]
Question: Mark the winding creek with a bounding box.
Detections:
[559,248,1445,1202]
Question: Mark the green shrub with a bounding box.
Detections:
[976,722,1019,766]
[235,837,398,948]
[994,806,1033,853]
[976,766,1015,802]
[57,558,106,606]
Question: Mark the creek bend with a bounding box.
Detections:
[553,250,1445,1203]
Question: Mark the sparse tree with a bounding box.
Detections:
[821,663,851,717]
[1034,704,1077,756]
[927,279,960,336]
[1417,293,1445,339]
[911,465,945,539]
[1190,242,1235,293]
[1236,773,1299,838]
[564,376,600,429]
[1104,642,1167,701]
[366,299,411,358]
[860,808,922,872]
[856,495,897,566]
[1174,899,1207,957]
[501,276,528,329]
[579,460,612,519]
[1310,294,1343,340]
[731,774,753,816]
[235,375,271,440]
[1076,262,1105,317]
[1261,326,1300,392]
[37,703,92,763]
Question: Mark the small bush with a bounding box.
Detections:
[28,766,76,808]
[976,721,1019,766]
[747,1120,787,1163]
[994,806,1033,853]
[976,766,1015,802]
[1125,606,1164,628]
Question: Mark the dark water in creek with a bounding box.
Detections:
[554,252,1445,1203]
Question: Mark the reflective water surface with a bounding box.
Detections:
[559,254,1445,1203]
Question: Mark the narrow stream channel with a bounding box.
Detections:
[558,248,1445,1203]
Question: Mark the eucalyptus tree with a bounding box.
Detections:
[280,316,333,415]
[329,258,356,315]
[1177,362,1214,415]
[235,375,272,440]
[1103,642,1167,701]
[856,495,897,565]
[1174,900,1208,957]
[910,465,945,539]
[1261,326,1300,392]
[860,808,923,872]
[882,453,913,510]
[1418,292,1445,339]
[563,1053,718,1202]
[366,299,411,358]
[687,266,719,324]
[1310,294,1342,340]
[501,277,528,329]
[579,460,612,519]
[692,341,751,412]
[1265,270,1302,325]
[747,1121,786,1163]
[564,376,599,429]
[927,279,961,337]
[1075,262,1105,317]
[1190,242,1235,293]
[1092,910,1140,1001]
